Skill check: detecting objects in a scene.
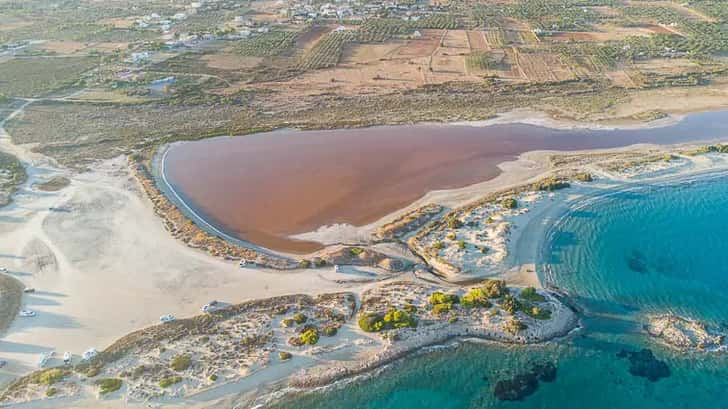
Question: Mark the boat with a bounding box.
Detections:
[63,352,72,364]
[38,351,54,368]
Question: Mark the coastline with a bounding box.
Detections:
[1,104,728,404]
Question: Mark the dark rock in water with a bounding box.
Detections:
[626,250,649,273]
[482,375,489,382]
[494,373,538,401]
[532,362,557,383]
[493,361,557,401]
[616,348,670,382]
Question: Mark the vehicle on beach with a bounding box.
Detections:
[160,314,175,323]
[202,301,220,313]
[334,264,341,273]
[38,351,54,368]
[63,351,72,364]
[82,348,97,361]
[0,267,7,273]
[23,287,35,293]
[19,309,36,317]
[239,259,256,268]
[0,360,6,368]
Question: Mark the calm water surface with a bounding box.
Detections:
[164,110,728,253]
[272,174,728,408]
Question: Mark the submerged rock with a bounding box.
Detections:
[616,348,670,382]
[626,249,649,273]
[493,361,557,401]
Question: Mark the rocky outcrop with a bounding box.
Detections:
[646,314,726,351]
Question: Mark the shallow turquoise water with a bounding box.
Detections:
[272,175,728,409]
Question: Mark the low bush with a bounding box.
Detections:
[462,288,492,308]
[279,351,292,361]
[171,354,191,371]
[520,287,545,303]
[429,292,460,305]
[292,313,307,324]
[159,376,182,388]
[97,378,122,395]
[299,328,319,345]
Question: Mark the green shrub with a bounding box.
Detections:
[500,294,520,315]
[504,318,526,335]
[97,378,122,395]
[456,240,466,249]
[462,288,492,308]
[448,316,459,324]
[46,387,58,397]
[446,232,456,240]
[403,304,417,314]
[432,303,452,316]
[322,325,338,336]
[349,247,365,256]
[520,287,545,303]
[446,217,463,229]
[358,312,385,332]
[85,367,100,378]
[429,292,460,305]
[502,198,518,209]
[299,328,319,345]
[281,318,295,327]
[170,355,191,371]
[159,376,182,388]
[482,279,508,298]
[432,241,445,250]
[32,368,65,385]
[279,351,292,361]
[292,313,307,324]
[298,259,311,268]
[209,374,218,381]
[383,309,417,328]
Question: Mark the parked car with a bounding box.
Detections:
[82,348,97,361]
[19,309,36,317]
[23,287,35,293]
[0,267,7,273]
[160,314,175,323]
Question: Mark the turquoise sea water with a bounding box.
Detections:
[272,174,728,409]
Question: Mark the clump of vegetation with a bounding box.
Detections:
[159,376,182,388]
[97,378,122,395]
[31,368,66,385]
[404,304,417,314]
[170,354,191,371]
[520,287,545,303]
[298,259,311,268]
[85,367,100,378]
[383,308,417,328]
[429,292,460,305]
[209,374,218,381]
[358,308,416,332]
[279,351,292,361]
[504,318,526,335]
[322,325,338,336]
[502,198,518,209]
[446,216,463,229]
[456,240,466,250]
[448,316,459,324]
[292,312,307,324]
[532,177,571,191]
[500,294,521,315]
[281,318,295,327]
[348,247,365,256]
[45,387,58,397]
[525,305,552,320]
[433,303,452,316]
[482,279,508,298]
[299,328,319,345]
[462,287,492,308]
[572,172,593,182]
